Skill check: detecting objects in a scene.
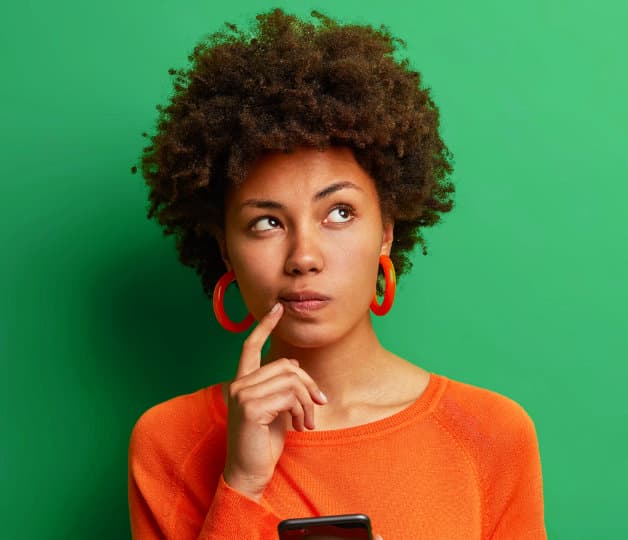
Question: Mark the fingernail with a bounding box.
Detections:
[318,390,328,404]
[271,302,281,313]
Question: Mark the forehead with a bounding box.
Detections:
[227,146,379,204]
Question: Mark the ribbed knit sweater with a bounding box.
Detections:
[128,372,546,539]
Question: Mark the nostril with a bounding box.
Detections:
[284,250,324,275]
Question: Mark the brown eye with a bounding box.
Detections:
[326,206,354,223]
[251,216,281,231]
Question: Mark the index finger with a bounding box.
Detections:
[236,302,284,378]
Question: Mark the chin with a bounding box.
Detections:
[275,321,343,350]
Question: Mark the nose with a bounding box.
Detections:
[284,225,324,276]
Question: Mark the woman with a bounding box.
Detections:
[129,9,546,539]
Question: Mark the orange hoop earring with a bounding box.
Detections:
[212,271,255,332]
[370,255,396,316]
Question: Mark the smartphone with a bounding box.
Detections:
[277,513,373,540]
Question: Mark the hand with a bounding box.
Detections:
[223,302,328,501]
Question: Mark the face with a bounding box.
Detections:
[222,146,393,349]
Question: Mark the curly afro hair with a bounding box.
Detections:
[132,8,455,297]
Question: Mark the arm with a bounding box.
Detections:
[128,418,281,540]
[129,304,324,539]
[196,476,279,539]
[488,412,547,539]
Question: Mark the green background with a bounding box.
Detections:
[2,0,626,538]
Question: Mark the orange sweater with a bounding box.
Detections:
[128,372,546,539]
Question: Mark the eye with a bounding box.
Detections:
[325,205,354,224]
[251,216,281,231]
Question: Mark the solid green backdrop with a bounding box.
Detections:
[2,0,627,538]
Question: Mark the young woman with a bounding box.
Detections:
[129,9,546,539]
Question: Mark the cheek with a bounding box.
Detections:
[227,243,280,315]
[329,240,380,298]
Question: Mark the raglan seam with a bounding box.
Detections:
[168,394,223,538]
[432,411,488,540]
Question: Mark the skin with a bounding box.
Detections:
[218,147,429,539]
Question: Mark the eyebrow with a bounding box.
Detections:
[240,181,363,210]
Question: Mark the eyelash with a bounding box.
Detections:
[325,204,355,223]
[249,204,356,231]
[250,216,281,231]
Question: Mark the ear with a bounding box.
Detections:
[215,232,232,272]
[380,220,394,256]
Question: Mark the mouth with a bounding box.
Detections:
[278,291,331,314]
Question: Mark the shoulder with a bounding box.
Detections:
[128,383,226,472]
[128,385,230,534]
[431,375,546,535]
[432,374,540,460]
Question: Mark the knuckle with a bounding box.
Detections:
[229,381,253,405]
[303,397,314,412]
[279,358,297,370]
[239,395,255,411]
[241,395,263,414]
[280,390,297,407]
[241,338,256,353]
[278,387,294,401]
[228,381,240,399]
[285,372,301,387]
[237,386,252,403]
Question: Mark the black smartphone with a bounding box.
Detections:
[277,513,373,539]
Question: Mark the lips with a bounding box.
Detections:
[279,291,330,313]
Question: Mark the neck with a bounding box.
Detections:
[263,315,390,404]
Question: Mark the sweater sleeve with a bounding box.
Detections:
[434,381,547,540]
[128,396,281,540]
[196,476,280,539]
[488,411,547,539]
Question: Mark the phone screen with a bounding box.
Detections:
[278,514,372,540]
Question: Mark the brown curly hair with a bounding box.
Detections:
[132,8,455,297]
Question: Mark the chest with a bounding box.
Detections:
[264,425,484,539]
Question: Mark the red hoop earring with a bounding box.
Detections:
[370,255,396,316]
[212,271,255,332]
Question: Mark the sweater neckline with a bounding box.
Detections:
[209,371,447,445]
